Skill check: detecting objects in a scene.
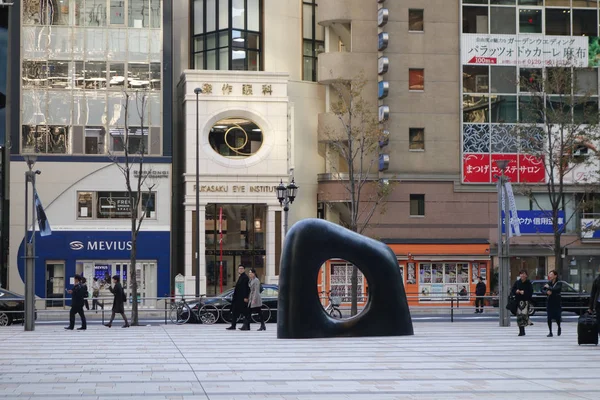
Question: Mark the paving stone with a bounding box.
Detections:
[0,322,599,399]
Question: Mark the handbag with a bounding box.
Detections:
[506,295,518,315]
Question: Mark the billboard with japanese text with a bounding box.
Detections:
[463,154,545,184]
[502,210,565,235]
[462,34,592,67]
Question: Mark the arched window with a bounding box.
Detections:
[192,0,262,71]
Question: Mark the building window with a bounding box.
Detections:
[545,8,570,36]
[410,194,425,216]
[110,127,149,154]
[409,128,425,150]
[519,8,542,34]
[419,263,469,301]
[209,118,263,158]
[463,6,488,34]
[22,125,69,154]
[193,0,262,71]
[77,191,157,220]
[303,1,325,81]
[85,127,106,154]
[408,9,424,32]
[330,261,365,303]
[409,69,424,91]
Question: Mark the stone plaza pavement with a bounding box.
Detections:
[0,321,599,400]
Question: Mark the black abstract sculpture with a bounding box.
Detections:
[277,218,414,339]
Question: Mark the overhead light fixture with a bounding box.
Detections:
[213,125,227,129]
[252,128,261,132]
[233,37,245,42]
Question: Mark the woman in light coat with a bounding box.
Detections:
[246,268,265,331]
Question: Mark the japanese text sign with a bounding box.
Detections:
[502,210,565,235]
[463,153,545,184]
[462,34,589,67]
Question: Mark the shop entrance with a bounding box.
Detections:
[46,261,65,307]
[76,260,158,307]
[204,204,267,297]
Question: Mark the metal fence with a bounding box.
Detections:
[0,293,591,326]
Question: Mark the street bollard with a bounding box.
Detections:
[450,297,454,323]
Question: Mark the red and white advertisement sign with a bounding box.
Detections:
[463,153,545,184]
[462,34,589,67]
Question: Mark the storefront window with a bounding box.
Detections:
[77,191,156,219]
[78,192,94,218]
[193,0,262,70]
[21,125,69,154]
[330,261,365,302]
[209,118,263,158]
[419,262,470,301]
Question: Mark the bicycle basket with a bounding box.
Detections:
[331,296,342,307]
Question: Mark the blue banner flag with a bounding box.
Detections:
[34,189,52,237]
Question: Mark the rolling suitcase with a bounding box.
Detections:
[577,312,598,346]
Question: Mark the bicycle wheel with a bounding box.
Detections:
[199,304,219,325]
[251,304,271,323]
[329,307,342,319]
[220,304,233,324]
[170,303,191,325]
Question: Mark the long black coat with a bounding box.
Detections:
[71,283,86,308]
[545,279,562,321]
[590,275,600,311]
[475,282,486,296]
[231,273,250,311]
[511,278,533,302]
[109,283,126,314]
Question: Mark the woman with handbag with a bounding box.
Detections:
[543,270,562,337]
[104,275,130,328]
[511,270,533,336]
[243,268,266,331]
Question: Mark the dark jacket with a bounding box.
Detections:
[475,282,486,296]
[511,278,533,302]
[109,282,125,314]
[544,279,562,321]
[232,273,250,310]
[590,275,600,311]
[71,283,86,308]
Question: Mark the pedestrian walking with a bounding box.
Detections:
[544,270,562,337]
[91,277,104,311]
[226,265,250,330]
[475,276,486,313]
[245,268,266,331]
[105,275,130,328]
[511,270,533,336]
[81,277,90,311]
[65,274,87,331]
[588,271,600,334]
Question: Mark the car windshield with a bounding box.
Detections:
[0,289,22,298]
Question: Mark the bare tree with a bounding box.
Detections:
[109,90,156,326]
[322,74,393,316]
[516,67,600,276]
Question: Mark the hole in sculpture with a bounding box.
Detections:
[318,259,369,319]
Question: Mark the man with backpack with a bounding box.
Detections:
[65,274,87,330]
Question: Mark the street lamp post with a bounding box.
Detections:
[276,178,299,236]
[494,159,511,327]
[194,87,202,299]
[23,154,40,331]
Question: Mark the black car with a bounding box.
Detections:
[187,284,279,324]
[529,280,590,316]
[0,289,25,326]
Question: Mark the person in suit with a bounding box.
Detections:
[65,274,87,331]
[511,270,533,337]
[245,268,266,331]
[81,277,90,311]
[475,276,486,314]
[543,270,562,337]
[105,275,129,328]
[227,265,250,330]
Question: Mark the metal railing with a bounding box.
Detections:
[0,293,591,326]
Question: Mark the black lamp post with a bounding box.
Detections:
[194,87,202,299]
[24,154,40,331]
[276,178,299,236]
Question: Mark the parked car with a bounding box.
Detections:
[529,280,590,316]
[186,284,279,324]
[0,289,25,326]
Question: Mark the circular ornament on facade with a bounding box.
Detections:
[209,118,263,158]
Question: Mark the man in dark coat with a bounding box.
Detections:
[475,276,486,314]
[227,265,250,330]
[65,274,87,330]
[588,272,600,334]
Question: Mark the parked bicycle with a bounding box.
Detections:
[169,296,219,325]
[322,291,343,318]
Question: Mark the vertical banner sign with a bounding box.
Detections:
[504,182,521,237]
[218,207,223,294]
